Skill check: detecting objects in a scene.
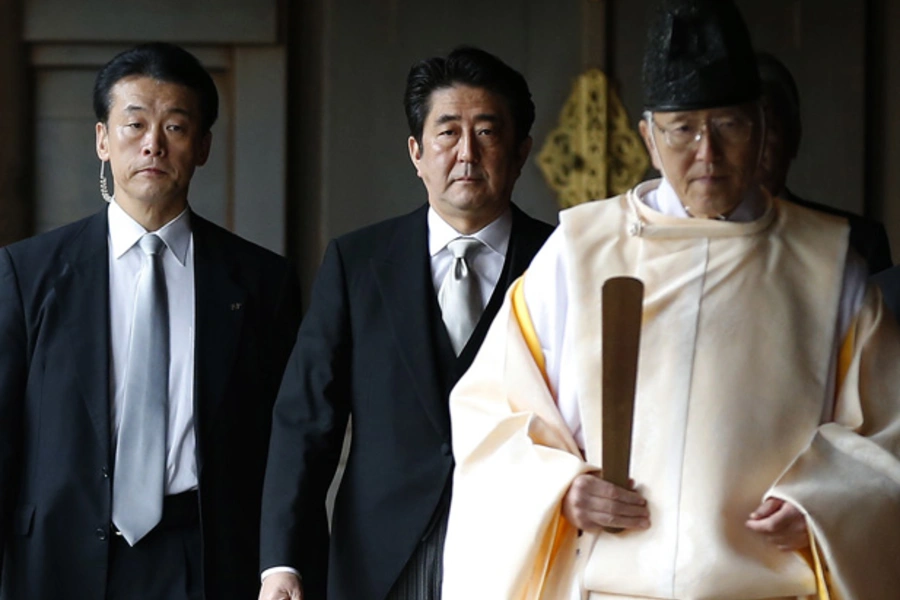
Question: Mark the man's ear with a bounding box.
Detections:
[790,123,802,161]
[408,136,423,177]
[96,122,109,161]
[197,131,212,166]
[639,120,662,172]
[515,136,533,173]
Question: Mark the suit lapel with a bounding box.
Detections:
[372,204,550,437]
[191,215,247,468]
[372,206,449,438]
[458,205,549,367]
[502,204,551,289]
[59,211,112,448]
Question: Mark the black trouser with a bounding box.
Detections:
[106,491,202,600]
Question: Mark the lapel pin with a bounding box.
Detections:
[230,302,243,311]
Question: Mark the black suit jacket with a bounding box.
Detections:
[0,209,302,599]
[260,203,554,600]
[785,190,893,275]
[872,265,900,324]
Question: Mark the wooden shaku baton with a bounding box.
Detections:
[601,276,644,533]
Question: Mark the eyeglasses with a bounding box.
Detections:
[651,115,754,151]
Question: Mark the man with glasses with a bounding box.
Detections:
[439,1,900,598]
[639,105,761,219]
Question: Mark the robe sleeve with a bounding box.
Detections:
[442,277,593,600]
[770,284,900,600]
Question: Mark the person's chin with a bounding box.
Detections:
[689,180,735,198]
[135,188,183,206]
[689,175,732,190]
[447,190,489,209]
[684,194,728,215]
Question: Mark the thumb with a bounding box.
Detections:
[749,497,783,520]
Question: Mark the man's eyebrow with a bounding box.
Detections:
[123,105,192,117]
[433,113,501,125]
[434,114,461,125]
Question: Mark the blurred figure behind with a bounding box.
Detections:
[757,51,892,274]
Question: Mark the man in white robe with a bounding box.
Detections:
[441,1,900,599]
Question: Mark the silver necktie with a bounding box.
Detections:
[439,238,484,355]
[112,233,169,546]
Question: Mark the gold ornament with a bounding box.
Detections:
[538,69,649,208]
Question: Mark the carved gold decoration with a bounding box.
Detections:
[538,69,649,208]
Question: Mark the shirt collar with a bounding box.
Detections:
[108,200,192,265]
[654,177,766,222]
[654,178,690,218]
[427,206,512,257]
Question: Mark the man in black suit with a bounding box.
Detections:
[756,52,892,274]
[259,47,554,600]
[0,43,302,600]
[873,265,900,322]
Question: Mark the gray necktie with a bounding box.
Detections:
[112,233,169,546]
[439,238,484,355]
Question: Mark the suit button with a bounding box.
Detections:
[441,442,452,457]
[96,527,108,541]
[101,467,109,479]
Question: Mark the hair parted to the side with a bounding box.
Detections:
[403,46,535,148]
[93,42,219,133]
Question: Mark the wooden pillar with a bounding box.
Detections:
[582,0,611,73]
[284,0,325,305]
[0,0,30,246]
[865,0,899,262]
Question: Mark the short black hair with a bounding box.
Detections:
[403,46,535,147]
[756,52,802,159]
[93,42,219,133]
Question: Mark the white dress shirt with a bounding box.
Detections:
[428,206,512,311]
[108,200,197,494]
[261,205,514,583]
[524,178,867,448]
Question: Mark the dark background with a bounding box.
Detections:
[0,0,895,300]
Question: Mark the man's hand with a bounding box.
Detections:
[561,471,650,532]
[259,572,303,600]
[745,497,809,551]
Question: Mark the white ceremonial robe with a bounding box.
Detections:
[442,179,900,600]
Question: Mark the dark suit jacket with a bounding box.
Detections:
[260,203,554,600]
[0,209,302,599]
[785,189,893,275]
[872,265,900,324]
